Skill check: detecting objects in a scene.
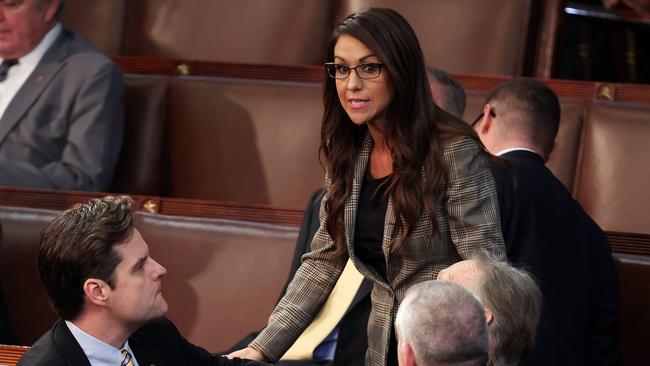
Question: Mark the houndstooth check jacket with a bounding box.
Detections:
[250,133,506,366]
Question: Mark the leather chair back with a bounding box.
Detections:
[110,74,169,195]
[62,0,126,55]
[136,212,296,351]
[575,102,650,234]
[122,0,332,65]
[613,253,650,365]
[164,76,324,208]
[338,0,533,75]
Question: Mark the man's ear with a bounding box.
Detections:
[485,307,494,325]
[44,0,61,22]
[83,278,110,306]
[479,104,494,134]
[398,343,418,366]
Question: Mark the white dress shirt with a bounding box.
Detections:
[495,147,539,157]
[0,23,62,119]
[65,320,140,366]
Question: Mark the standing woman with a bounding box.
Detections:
[231,8,505,366]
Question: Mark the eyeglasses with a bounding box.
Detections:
[470,108,496,128]
[324,62,384,80]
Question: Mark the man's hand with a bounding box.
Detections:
[227,347,265,362]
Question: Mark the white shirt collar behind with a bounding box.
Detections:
[65,320,140,366]
[495,147,540,157]
[0,23,62,119]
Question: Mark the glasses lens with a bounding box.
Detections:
[325,64,338,78]
[358,64,381,79]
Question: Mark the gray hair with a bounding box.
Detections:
[426,68,466,118]
[473,258,542,366]
[395,280,488,366]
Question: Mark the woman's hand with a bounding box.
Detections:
[227,347,265,361]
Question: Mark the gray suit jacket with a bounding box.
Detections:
[251,133,505,366]
[0,28,124,191]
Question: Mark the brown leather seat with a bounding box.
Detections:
[613,253,650,365]
[62,0,126,55]
[0,207,57,345]
[122,0,332,65]
[163,76,324,208]
[136,212,296,351]
[0,205,296,351]
[575,101,650,234]
[110,74,169,196]
[339,0,534,75]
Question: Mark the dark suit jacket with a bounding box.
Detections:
[493,150,620,366]
[18,317,266,366]
[230,188,372,366]
[0,221,15,344]
[0,28,123,191]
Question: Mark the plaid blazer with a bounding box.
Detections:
[250,133,505,365]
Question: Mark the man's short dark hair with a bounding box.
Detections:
[37,196,134,320]
[426,67,466,118]
[485,77,560,156]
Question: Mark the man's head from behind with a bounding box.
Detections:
[426,67,466,119]
[395,280,488,366]
[0,0,62,59]
[474,77,560,160]
[37,196,168,329]
[438,258,542,366]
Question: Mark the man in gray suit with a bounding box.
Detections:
[0,0,123,191]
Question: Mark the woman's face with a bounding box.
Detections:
[333,34,394,127]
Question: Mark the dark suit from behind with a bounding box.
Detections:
[493,150,619,366]
[229,189,372,366]
[18,317,264,366]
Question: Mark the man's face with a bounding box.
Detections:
[107,229,168,327]
[0,0,59,59]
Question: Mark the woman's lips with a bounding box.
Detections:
[348,98,369,109]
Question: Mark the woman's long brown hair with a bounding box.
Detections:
[320,8,482,253]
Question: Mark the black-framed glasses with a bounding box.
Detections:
[324,62,384,80]
[471,108,496,128]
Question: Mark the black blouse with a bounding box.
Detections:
[354,172,391,280]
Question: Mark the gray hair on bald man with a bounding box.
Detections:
[395,280,488,366]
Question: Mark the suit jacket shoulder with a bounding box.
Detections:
[18,320,90,366]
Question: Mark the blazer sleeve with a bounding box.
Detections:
[442,136,506,260]
[0,59,124,191]
[249,184,347,362]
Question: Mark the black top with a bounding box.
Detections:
[354,172,391,280]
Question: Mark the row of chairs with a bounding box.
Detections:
[61,0,562,76]
[112,64,650,237]
[0,189,647,365]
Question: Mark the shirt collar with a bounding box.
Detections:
[1,23,62,67]
[495,147,540,157]
[65,320,131,366]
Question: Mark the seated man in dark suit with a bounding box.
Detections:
[228,68,468,366]
[0,0,123,191]
[394,280,489,366]
[472,78,620,365]
[19,196,266,366]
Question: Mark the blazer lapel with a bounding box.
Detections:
[0,30,69,146]
[130,344,167,366]
[51,320,92,366]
